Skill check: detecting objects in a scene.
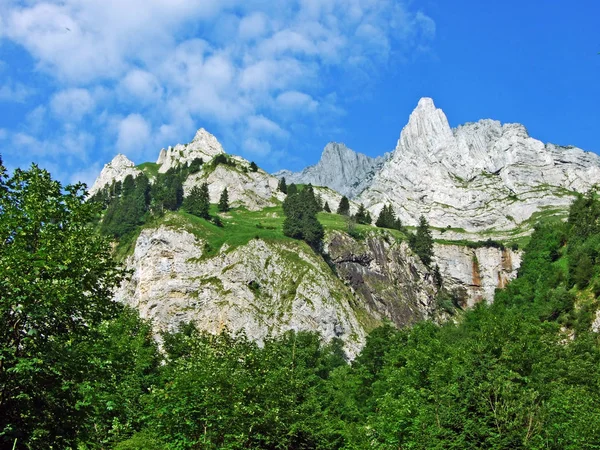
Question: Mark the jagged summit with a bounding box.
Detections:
[157,127,225,173]
[274,142,386,198]
[89,153,141,196]
[357,97,600,232]
[398,97,454,157]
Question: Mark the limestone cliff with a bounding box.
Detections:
[89,154,141,196]
[157,128,225,173]
[358,98,600,233]
[275,142,387,198]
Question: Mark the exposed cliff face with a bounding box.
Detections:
[358,98,600,232]
[89,154,141,196]
[275,142,386,198]
[326,231,441,327]
[114,216,521,355]
[433,244,521,307]
[184,162,285,211]
[115,224,368,358]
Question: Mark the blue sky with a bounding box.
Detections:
[0,0,598,187]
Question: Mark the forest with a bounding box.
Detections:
[1,161,600,449]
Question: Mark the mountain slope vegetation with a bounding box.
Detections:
[2,160,600,449]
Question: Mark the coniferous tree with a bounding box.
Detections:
[337,196,350,216]
[249,161,258,172]
[354,203,370,224]
[218,187,230,212]
[283,185,324,251]
[278,177,288,194]
[184,183,210,219]
[411,215,434,266]
[287,183,298,196]
[188,157,204,174]
[323,201,331,213]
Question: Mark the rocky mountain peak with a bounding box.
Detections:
[397,97,454,157]
[89,153,141,196]
[158,127,225,173]
[274,142,386,198]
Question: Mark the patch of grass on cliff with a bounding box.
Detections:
[168,205,296,258]
[136,162,160,179]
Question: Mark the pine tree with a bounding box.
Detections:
[218,187,230,212]
[323,201,331,213]
[188,157,204,174]
[249,161,258,172]
[411,215,434,266]
[184,183,210,219]
[337,196,350,216]
[278,177,288,194]
[354,204,370,224]
[287,183,298,196]
[283,185,324,251]
[375,204,401,230]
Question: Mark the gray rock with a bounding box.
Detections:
[88,154,141,196]
[358,98,600,233]
[275,142,387,198]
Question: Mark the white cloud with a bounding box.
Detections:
[0,81,34,103]
[276,91,319,111]
[119,69,163,104]
[1,0,436,166]
[50,88,95,121]
[238,12,269,41]
[243,137,272,157]
[247,115,289,138]
[116,114,151,156]
[0,128,7,140]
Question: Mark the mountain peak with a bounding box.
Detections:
[89,154,141,196]
[158,127,225,173]
[397,97,453,155]
[416,97,436,110]
[110,153,136,169]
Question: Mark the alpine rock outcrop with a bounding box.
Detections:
[275,142,387,198]
[359,98,600,232]
[89,154,141,196]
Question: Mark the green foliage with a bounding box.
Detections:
[323,201,331,213]
[128,326,348,449]
[0,163,127,448]
[336,195,350,216]
[353,203,371,225]
[187,157,203,174]
[100,174,150,238]
[249,161,258,172]
[211,154,235,168]
[409,215,434,266]
[375,204,402,231]
[151,169,183,213]
[183,183,210,219]
[277,177,287,194]
[287,183,298,196]
[218,187,229,212]
[283,185,324,251]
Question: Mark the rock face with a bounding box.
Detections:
[326,231,441,327]
[275,142,386,198]
[89,154,141,196]
[184,161,285,211]
[157,128,225,173]
[357,98,600,232]
[114,217,521,356]
[115,224,367,357]
[433,244,521,307]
